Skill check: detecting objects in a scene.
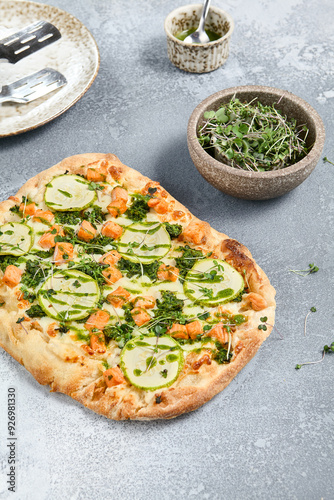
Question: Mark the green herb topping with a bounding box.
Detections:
[212,340,233,364]
[117,258,160,281]
[164,222,182,239]
[26,304,47,318]
[54,211,83,226]
[175,245,204,279]
[125,195,150,221]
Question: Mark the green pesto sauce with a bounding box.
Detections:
[175,27,221,42]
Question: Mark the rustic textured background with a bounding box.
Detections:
[0,0,333,499]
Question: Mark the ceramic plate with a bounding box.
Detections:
[0,0,100,137]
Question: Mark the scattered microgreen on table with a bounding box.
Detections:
[304,307,316,336]
[323,156,334,165]
[198,97,309,172]
[289,263,319,276]
[295,342,334,370]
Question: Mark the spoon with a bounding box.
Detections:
[184,0,212,44]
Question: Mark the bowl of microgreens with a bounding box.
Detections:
[187,85,325,199]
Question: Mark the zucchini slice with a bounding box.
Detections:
[120,335,183,391]
[184,258,244,306]
[117,222,171,264]
[44,175,96,211]
[38,269,100,321]
[0,222,33,256]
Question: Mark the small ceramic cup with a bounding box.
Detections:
[164,4,234,73]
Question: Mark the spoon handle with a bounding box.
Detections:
[198,0,212,31]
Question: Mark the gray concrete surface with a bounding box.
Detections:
[0,1,333,499]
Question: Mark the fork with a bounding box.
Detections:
[0,21,61,64]
[0,68,67,104]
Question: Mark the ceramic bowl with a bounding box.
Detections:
[164,4,234,73]
[187,85,326,200]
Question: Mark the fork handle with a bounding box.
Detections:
[0,46,14,64]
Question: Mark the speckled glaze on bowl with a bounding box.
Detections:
[164,4,234,73]
[187,86,326,200]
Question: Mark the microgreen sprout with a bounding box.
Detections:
[198,97,309,172]
[304,307,316,336]
[323,156,334,165]
[295,342,334,370]
[88,181,104,192]
[258,316,268,331]
[324,342,334,353]
[226,329,232,360]
[288,263,319,277]
[258,316,283,339]
[16,316,29,334]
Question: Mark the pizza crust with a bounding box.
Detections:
[0,153,276,420]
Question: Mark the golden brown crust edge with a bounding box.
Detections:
[0,153,276,420]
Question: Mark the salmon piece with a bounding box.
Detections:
[111,187,128,203]
[107,286,131,308]
[102,265,122,284]
[3,265,22,288]
[53,242,74,265]
[154,199,169,214]
[186,320,203,340]
[19,202,36,216]
[243,292,267,311]
[39,231,55,250]
[101,221,123,239]
[39,225,64,250]
[157,263,179,282]
[182,219,210,245]
[77,220,97,241]
[141,181,168,198]
[208,323,229,344]
[104,366,126,387]
[85,310,110,331]
[107,189,128,218]
[47,322,59,337]
[33,210,54,224]
[90,332,106,354]
[86,169,107,182]
[100,250,121,266]
[107,200,127,218]
[147,197,169,214]
[131,307,151,326]
[131,295,156,309]
[86,160,108,182]
[168,323,188,340]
